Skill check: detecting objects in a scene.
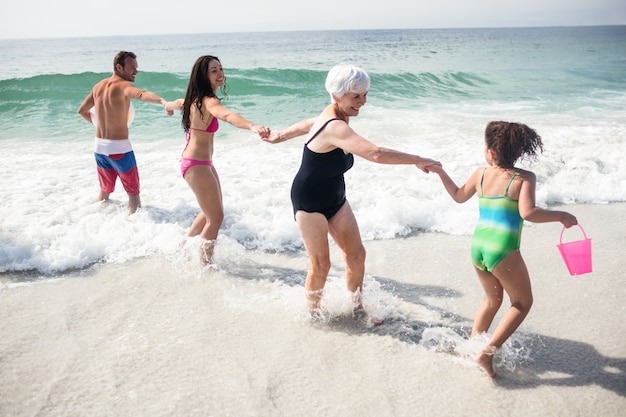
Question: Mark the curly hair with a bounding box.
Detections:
[484,121,544,168]
[181,55,228,132]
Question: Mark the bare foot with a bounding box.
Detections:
[353,308,384,326]
[305,289,324,315]
[476,346,496,378]
[199,239,216,265]
[308,307,328,322]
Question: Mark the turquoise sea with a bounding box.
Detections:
[1,25,625,274]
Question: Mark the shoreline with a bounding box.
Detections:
[1,202,624,416]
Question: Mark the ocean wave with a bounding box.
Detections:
[1,27,625,275]
[1,66,624,111]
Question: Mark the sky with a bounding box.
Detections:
[1,0,625,40]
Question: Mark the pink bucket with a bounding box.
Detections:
[557,224,592,276]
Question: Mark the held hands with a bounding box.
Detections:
[425,163,443,173]
[262,130,288,144]
[163,99,184,116]
[162,100,174,116]
[416,158,442,174]
[426,163,444,175]
[251,124,271,139]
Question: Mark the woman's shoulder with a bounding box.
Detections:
[309,115,347,135]
[201,95,221,106]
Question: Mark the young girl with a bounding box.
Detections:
[430,121,577,377]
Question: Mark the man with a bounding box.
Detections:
[78,51,174,214]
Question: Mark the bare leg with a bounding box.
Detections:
[471,267,504,337]
[471,267,502,377]
[98,191,110,202]
[487,250,533,347]
[187,212,207,237]
[128,194,141,215]
[185,165,223,264]
[472,250,533,377]
[328,202,366,311]
[295,211,331,313]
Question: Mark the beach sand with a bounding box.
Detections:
[1,203,624,417]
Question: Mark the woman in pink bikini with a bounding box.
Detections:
[167,55,270,264]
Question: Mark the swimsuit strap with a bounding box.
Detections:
[479,168,487,197]
[305,118,341,145]
[503,168,521,196]
[479,167,520,197]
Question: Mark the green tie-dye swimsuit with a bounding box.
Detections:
[471,168,523,272]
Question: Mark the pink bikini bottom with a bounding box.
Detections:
[181,157,213,178]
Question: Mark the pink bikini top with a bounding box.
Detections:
[189,116,219,133]
[185,116,219,148]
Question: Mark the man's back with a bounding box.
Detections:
[92,76,131,140]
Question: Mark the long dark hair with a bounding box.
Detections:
[484,121,544,168]
[181,55,228,132]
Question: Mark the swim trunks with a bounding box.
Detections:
[94,138,140,196]
[471,168,523,272]
[290,118,354,220]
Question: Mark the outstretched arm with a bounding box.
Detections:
[322,122,440,173]
[430,165,478,203]
[262,117,317,144]
[124,85,175,115]
[205,97,270,138]
[165,98,184,113]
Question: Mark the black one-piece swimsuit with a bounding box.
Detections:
[290,118,354,220]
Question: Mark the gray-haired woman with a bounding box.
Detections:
[264,64,440,318]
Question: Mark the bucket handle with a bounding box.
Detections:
[560,224,588,245]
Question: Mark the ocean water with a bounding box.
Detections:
[1,25,625,275]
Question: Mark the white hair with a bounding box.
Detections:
[324,64,370,103]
